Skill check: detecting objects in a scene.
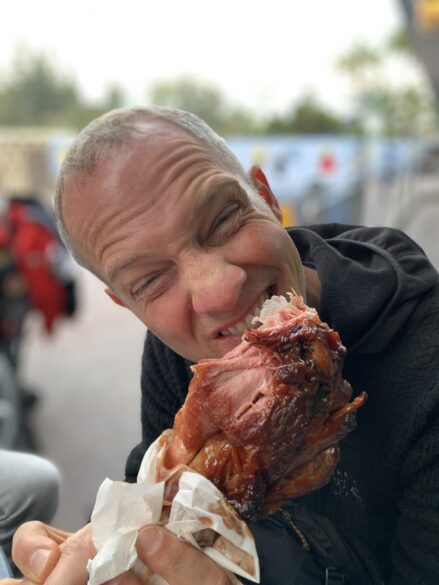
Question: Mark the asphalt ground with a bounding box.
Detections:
[20,269,146,530]
[362,174,439,270]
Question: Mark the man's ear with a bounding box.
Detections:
[248,165,282,222]
[105,287,126,308]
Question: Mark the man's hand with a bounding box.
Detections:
[0,521,235,585]
[132,525,233,585]
[1,521,93,584]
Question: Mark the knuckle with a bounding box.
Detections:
[138,528,232,583]
[59,525,94,558]
[159,537,187,571]
[167,541,229,583]
[13,520,42,541]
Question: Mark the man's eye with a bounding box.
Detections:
[131,273,161,299]
[209,204,242,242]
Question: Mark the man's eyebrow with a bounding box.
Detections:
[108,253,150,283]
[108,179,245,282]
[196,177,245,210]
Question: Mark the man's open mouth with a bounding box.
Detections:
[217,286,275,337]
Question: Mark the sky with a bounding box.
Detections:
[1,0,404,116]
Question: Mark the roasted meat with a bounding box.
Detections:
[156,292,366,522]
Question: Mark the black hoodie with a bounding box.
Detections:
[291,224,437,353]
[126,224,439,585]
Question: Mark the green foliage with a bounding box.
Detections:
[0,48,78,126]
[151,78,225,131]
[385,26,412,54]
[265,94,355,135]
[0,47,126,129]
[337,28,438,136]
[150,77,262,135]
[0,29,437,138]
[357,85,437,136]
[337,42,381,75]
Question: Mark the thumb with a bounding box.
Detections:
[136,525,230,585]
[12,521,70,582]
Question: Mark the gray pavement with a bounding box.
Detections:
[17,179,438,533]
[362,174,439,270]
[403,200,439,270]
[20,269,146,530]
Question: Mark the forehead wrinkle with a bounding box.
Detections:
[97,194,172,283]
[147,138,223,198]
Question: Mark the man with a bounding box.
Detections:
[2,106,439,585]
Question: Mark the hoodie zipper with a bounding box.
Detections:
[280,507,311,551]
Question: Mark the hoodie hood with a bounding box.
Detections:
[289,224,438,355]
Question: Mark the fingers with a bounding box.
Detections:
[12,521,71,582]
[42,524,95,585]
[10,521,232,585]
[13,522,95,585]
[136,525,231,585]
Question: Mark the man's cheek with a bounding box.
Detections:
[148,313,190,351]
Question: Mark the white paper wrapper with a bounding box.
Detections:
[87,437,260,585]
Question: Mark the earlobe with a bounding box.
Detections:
[104,287,126,308]
[248,165,283,222]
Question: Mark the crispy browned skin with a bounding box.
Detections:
[158,296,367,522]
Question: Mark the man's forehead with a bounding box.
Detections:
[61,123,245,246]
[64,123,198,196]
[105,124,216,182]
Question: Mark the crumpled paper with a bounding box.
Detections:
[87,437,260,584]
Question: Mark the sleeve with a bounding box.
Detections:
[389,379,439,584]
[125,330,192,482]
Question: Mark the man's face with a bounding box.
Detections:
[63,126,305,362]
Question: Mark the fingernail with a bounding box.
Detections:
[30,548,51,577]
[138,526,162,555]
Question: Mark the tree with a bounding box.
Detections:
[150,78,227,132]
[0,47,128,129]
[149,77,261,135]
[386,27,412,54]
[337,29,438,136]
[337,42,381,87]
[104,84,125,110]
[264,94,356,135]
[0,47,79,126]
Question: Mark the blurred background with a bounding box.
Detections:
[0,0,438,531]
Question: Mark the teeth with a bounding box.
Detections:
[224,322,247,336]
[220,290,271,337]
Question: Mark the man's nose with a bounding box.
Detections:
[185,252,247,315]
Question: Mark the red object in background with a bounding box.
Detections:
[7,201,67,334]
[318,150,337,175]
